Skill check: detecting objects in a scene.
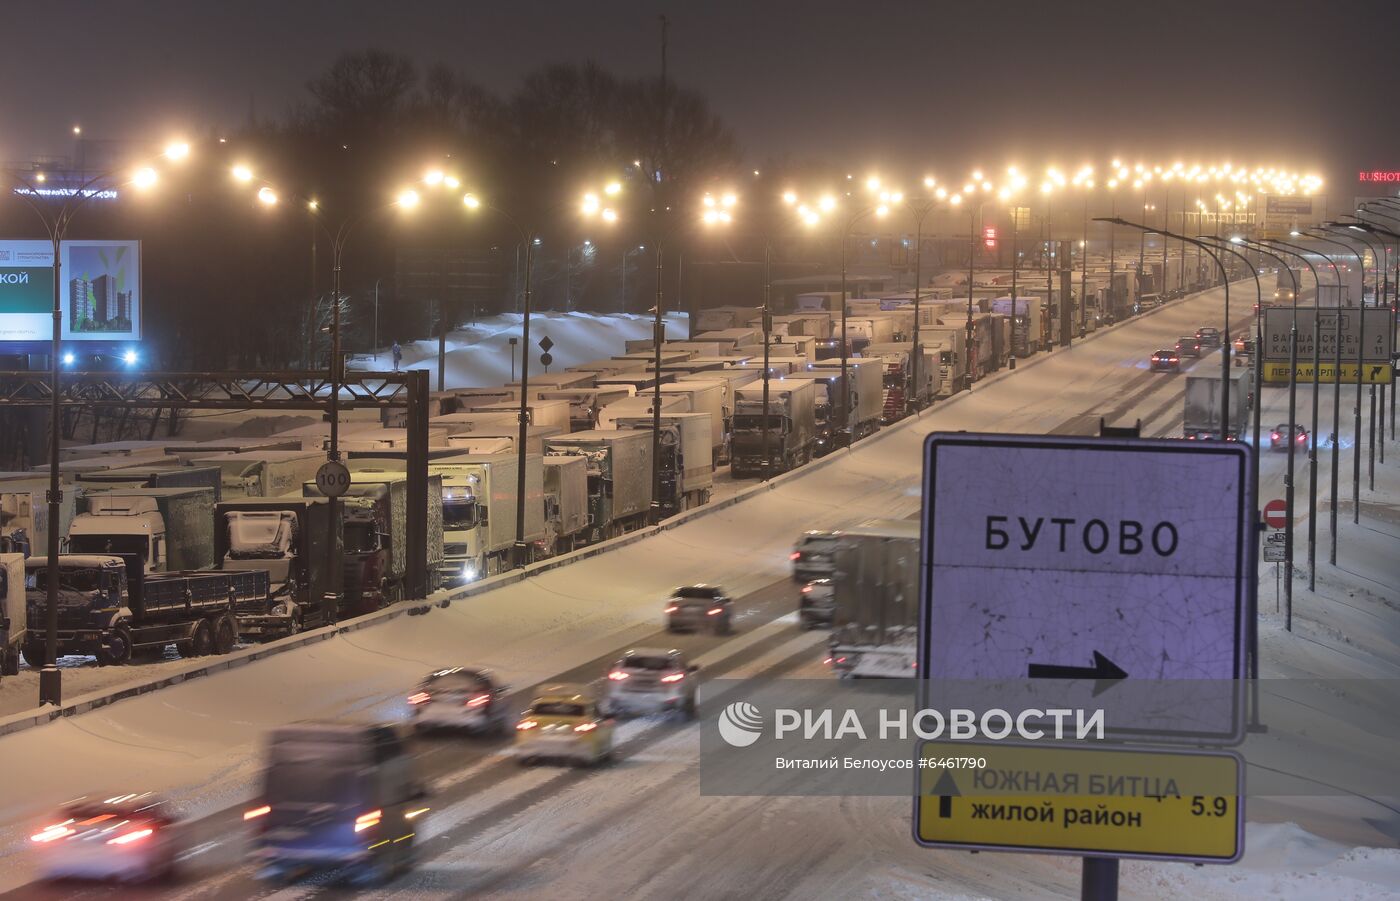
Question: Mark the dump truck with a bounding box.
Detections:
[0,552,24,676]
[544,430,653,544]
[615,412,714,516]
[215,498,342,638]
[23,554,273,665]
[304,471,444,614]
[1183,369,1253,440]
[188,450,325,500]
[66,487,216,574]
[730,380,816,478]
[542,455,589,555]
[828,519,919,679]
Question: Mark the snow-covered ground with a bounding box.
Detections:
[349,310,690,388]
[0,287,1396,898]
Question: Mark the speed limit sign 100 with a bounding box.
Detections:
[315,460,352,498]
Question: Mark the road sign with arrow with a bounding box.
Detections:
[915,741,1243,863]
[920,433,1254,743]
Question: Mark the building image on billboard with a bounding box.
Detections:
[60,241,141,341]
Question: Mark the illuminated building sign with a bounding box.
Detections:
[1358,171,1400,183]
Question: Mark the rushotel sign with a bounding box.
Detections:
[1358,170,1400,182]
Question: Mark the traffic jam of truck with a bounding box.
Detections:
[0,281,1213,677]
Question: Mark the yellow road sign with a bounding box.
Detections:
[1261,362,1393,384]
[915,742,1243,863]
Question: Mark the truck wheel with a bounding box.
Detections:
[21,639,46,668]
[213,615,238,654]
[187,620,214,657]
[96,627,133,666]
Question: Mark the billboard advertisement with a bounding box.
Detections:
[0,240,141,344]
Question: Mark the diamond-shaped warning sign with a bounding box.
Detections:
[538,336,554,352]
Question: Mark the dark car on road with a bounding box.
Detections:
[1196,327,1221,347]
[1150,349,1181,372]
[1270,423,1309,451]
[665,585,733,635]
[1176,336,1202,357]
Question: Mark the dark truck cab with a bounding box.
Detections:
[23,554,271,665]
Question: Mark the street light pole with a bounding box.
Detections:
[1249,238,1328,584]
[1320,224,1384,491]
[1303,230,1366,525]
[1358,203,1400,438]
[1350,211,1400,444]
[1100,218,1232,438]
[5,144,188,703]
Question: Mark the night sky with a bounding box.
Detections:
[4,0,1398,201]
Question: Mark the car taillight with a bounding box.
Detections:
[107,828,154,846]
[1271,432,1280,440]
[707,607,723,616]
[243,805,271,821]
[664,605,678,613]
[30,822,75,843]
[354,810,382,833]
[408,691,431,705]
[801,585,813,593]
[608,670,629,681]
[660,672,685,683]
[1298,434,1306,442]
[789,552,801,561]
[574,722,598,733]
[516,720,538,730]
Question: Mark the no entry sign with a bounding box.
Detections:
[1262,499,1287,530]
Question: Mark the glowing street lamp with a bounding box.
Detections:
[2,136,192,706]
[454,178,622,560]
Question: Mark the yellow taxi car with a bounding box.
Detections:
[514,684,615,767]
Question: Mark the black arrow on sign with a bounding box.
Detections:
[931,769,959,819]
[1028,650,1127,697]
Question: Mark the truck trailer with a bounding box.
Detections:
[544,430,653,544]
[24,554,273,665]
[615,412,714,516]
[730,380,816,478]
[828,519,919,679]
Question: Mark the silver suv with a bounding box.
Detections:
[606,648,699,719]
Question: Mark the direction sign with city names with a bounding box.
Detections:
[1261,307,1392,365]
[915,741,1243,863]
[920,433,1253,742]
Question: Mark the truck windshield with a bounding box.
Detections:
[26,567,103,593]
[343,522,380,553]
[67,534,149,560]
[264,761,361,809]
[443,498,479,530]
